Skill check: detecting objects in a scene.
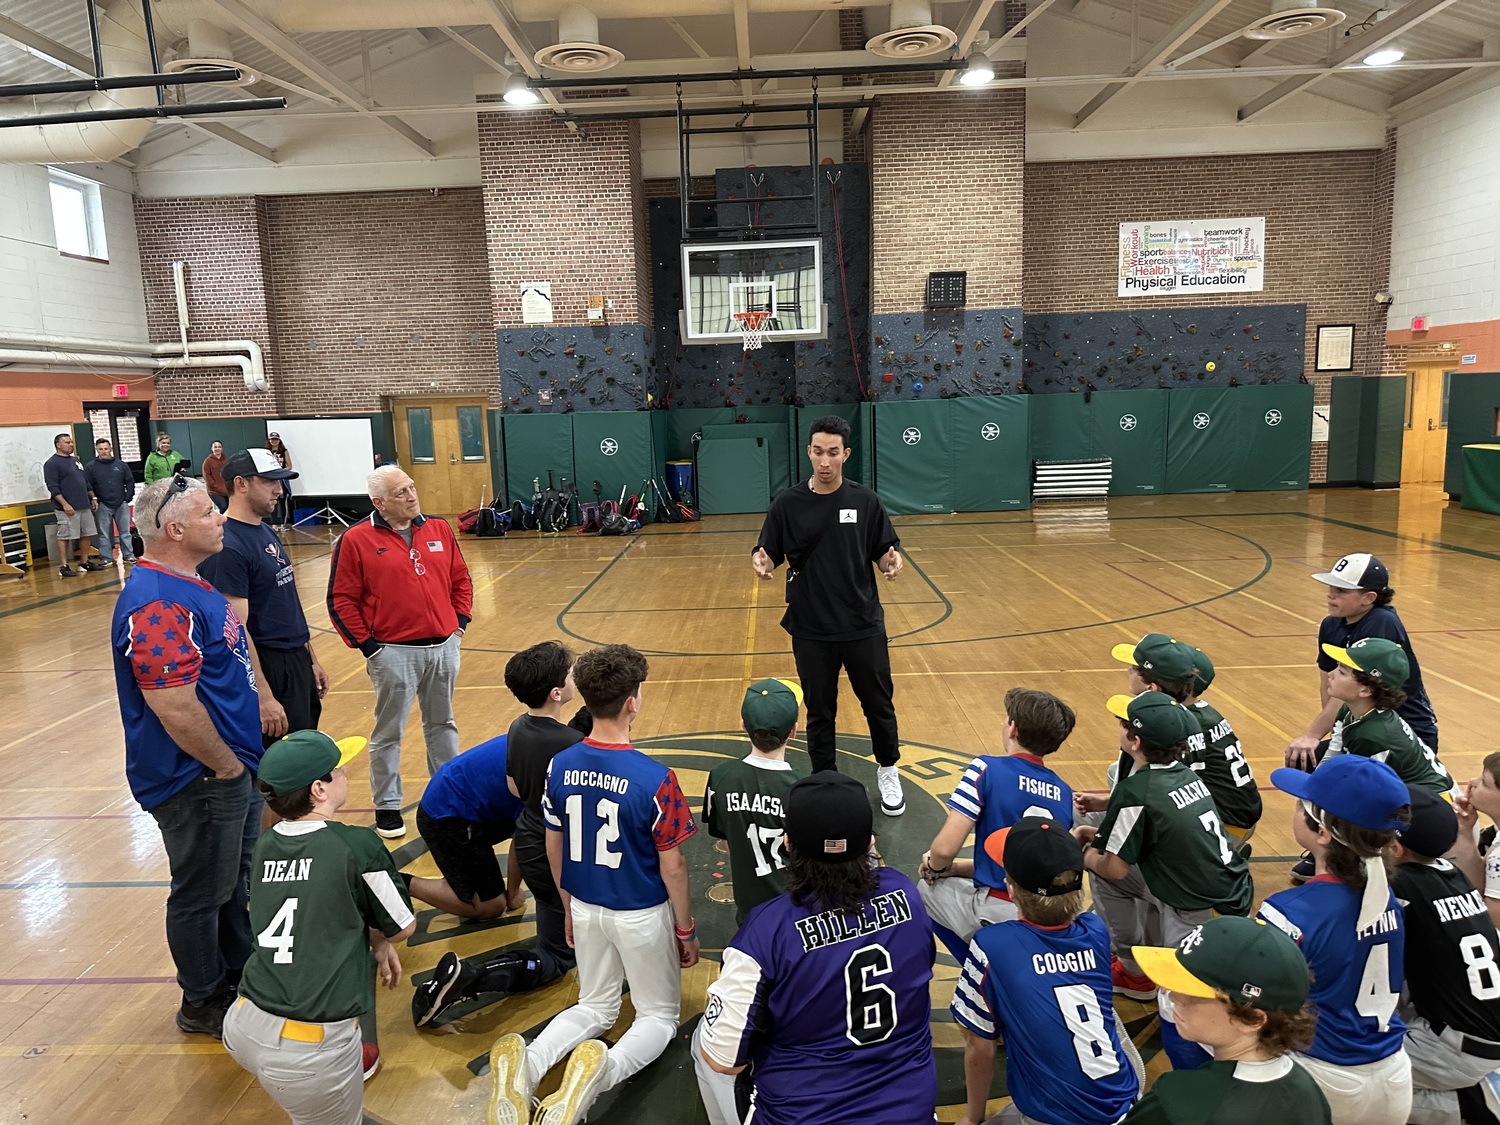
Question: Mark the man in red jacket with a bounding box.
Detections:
[327,465,474,838]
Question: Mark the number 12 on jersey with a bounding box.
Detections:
[566,794,622,869]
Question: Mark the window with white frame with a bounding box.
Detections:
[47,168,108,261]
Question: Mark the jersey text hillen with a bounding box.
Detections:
[725,791,785,816]
[1167,778,1213,810]
[1032,948,1098,975]
[1434,888,1488,924]
[1018,775,1063,802]
[795,888,913,952]
[562,770,629,794]
[262,858,312,883]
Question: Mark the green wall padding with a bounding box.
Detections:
[659,409,734,463]
[1029,393,1092,462]
[701,423,791,496]
[949,396,1031,511]
[1445,372,1500,495]
[1090,390,1167,496]
[872,400,952,515]
[1359,376,1406,487]
[572,412,655,506]
[1326,377,1364,485]
[501,414,574,505]
[698,437,770,514]
[488,410,506,502]
[1234,384,1314,491]
[794,404,870,485]
[1167,388,1241,493]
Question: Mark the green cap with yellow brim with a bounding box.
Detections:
[258,730,367,796]
[1321,636,1409,688]
[1109,633,1200,683]
[1106,690,1199,747]
[1132,915,1310,1012]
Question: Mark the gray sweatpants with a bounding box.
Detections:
[1090,863,1211,975]
[365,636,461,811]
[1405,1014,1500,1125]
[223,995,363,1125]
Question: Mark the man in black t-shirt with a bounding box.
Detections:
[1392,785,1500,1125]
[753,415,906,816]
[199,449,327,748]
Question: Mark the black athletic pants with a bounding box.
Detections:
[511,816,575,983]
[792,633,899,773]
[257,645,322,750]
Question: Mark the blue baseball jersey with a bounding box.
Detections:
[1258,875,1406,1066]
[952,913,1138,1125]
[112,559,262,811]
[421,735,526,825]
[699,866,937,1125]
[947,753,1074,893]
[542,738,696,911]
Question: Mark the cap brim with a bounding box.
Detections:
[1312,571,1361,590]
[1110,643,1138,667]
[1320,643,1360,671]
[1269,766,1317,801]
[1132,945,1219,999]
[771,678,804,706]
[335,736,367,768]
[983,826,1010,866]
[1105,694,1134,721]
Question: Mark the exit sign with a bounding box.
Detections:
[1411,316,1427,332]
[111,383,129,399]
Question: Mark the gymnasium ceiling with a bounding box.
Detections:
[1,0,1497,195]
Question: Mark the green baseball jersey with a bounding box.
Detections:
[703,754,803,924]
[1188,700,1262,831]
[1095,761,1253,916]
[1328,704,1454,794]
[1123,1056,1332,1125]
[241,820,414,1023]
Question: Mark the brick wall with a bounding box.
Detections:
[870,90,1025,313]
[1025,149,1387,482]
[478,110,649,328]
[264,190,495,413]
[134,195,276,418]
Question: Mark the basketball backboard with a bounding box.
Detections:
[680,239,827,345]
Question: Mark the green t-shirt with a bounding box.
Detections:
[1328,704,1454,794]
[1187,700,1262,831]
[241,820,414,1023]
[1123,1056,1332,1125]
[703,754,803,924]
[1095,760,1253,915]
[143,449,186,484]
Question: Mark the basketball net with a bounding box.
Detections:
[733,310,772,352]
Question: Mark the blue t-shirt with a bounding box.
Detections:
[953,912,1138,1125]
[1259,876,1406,1066]
[420,735,526,825]
[198,518,310,650]
[700,867,937,1125]
[542,738,697,910]
[44,452,90,510]
[947,753,1074,893]
[112,560,262,810]
[1317,605,1437,747]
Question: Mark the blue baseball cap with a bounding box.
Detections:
[1270,756,1410,831]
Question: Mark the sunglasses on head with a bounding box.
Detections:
[153,474,194,529]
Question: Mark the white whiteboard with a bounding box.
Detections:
[263,419,375,497]
[0,425,68,506]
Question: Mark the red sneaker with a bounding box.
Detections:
[1111,956,1158,1001]
[362,1043,380,1082]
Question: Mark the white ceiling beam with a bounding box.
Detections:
[936,0,1059,89]
[1238,0,1464,120]
[180,120,278,162]
[663,17,712,60]
[471,0,578,131]
[202,0,435,156]
[1390,65,1500,121]
[439,26,508,73]
[733,0,754,101]
[1232,38,1282,68]
[1074,0,1237,126]
[0,14,92,76]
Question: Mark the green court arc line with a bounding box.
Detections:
[0,880,169,890]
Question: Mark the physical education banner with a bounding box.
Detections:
[1118,217,1265,297]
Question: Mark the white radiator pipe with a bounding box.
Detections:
[172,260,190,358]
[0,348,261,391]
[0,333,267,391]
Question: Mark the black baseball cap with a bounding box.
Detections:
[1397,784,1459,859]
[983,816,1084,897]
[785,771,872,863]
[223,447,298,484]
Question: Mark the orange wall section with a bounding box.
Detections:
[1386,317,1500,371]
[0,369,157,425]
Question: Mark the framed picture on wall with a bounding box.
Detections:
[1316,324,1356,372]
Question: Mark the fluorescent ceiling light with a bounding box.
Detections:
[1362,47,1404,66]
[958,46,995,86]
[503,73,540,105]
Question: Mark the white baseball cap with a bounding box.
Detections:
[1312,552,1389,592]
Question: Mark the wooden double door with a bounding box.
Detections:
[1401,364,1453,486]
[390,396,493,516]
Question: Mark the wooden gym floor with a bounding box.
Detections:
[3,487,1499,1123]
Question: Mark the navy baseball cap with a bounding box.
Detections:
[1271,756,1410,831]
[1397,784,1459,859]
[223,447,298,484]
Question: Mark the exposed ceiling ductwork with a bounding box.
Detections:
[534,5,624,74]
[865,0,959,59]
[1243,0,1348,40]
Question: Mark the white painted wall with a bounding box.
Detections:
[1388,84,1500,330]
[0,162,149,342]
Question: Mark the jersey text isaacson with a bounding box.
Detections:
[948,753,1073,893]
[704,755,803,924]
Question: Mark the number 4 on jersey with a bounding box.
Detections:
[258,897,298,964]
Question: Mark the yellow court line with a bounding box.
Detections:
[1200,685,1294,744]
[743,571,761,685]
[473,546,548,596]
[0,699,115,755]
[1424,669,1500,707]
[0,1043,225,1058]
[1117,539,1321,626]
[987,539,1138,643]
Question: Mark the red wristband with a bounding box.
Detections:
[674,921,697,939]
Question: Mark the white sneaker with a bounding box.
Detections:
[876,765,905,816]
[534,1039,608,1125]
[486,1033,533,1125]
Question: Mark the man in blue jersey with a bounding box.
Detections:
[698,770,938,1125]
[112,475,262,1039]
[488,644,698,1125]
[952,817,1139,1125]
[919,687,1076,960]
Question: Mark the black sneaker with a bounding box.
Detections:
[375,810,406,838]
[1289,853,1315,885]
[82,559,112,572]
[412,951,479,1027]
[59,566,78,578]
[176,997,229,1038]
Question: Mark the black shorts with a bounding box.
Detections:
[415,806,516,905]
[258,645,322,750]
